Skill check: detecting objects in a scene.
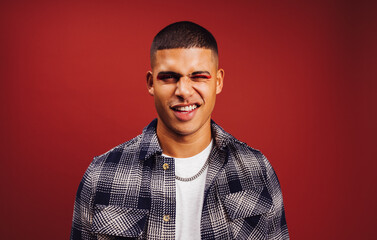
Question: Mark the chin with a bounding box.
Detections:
[171,126,198,136]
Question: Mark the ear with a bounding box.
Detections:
[216,68,224,94]
[146,71,154,96]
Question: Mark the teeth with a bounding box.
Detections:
[175,105,197,112]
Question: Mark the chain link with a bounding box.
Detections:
[175,157,210,182]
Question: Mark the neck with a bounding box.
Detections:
[156,119,212,158]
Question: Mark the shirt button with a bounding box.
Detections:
[163,215,170,222]
[163,163,169,170]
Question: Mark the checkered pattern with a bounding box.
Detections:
[71,119,289,239]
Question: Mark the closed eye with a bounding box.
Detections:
[190,74,212,82]
[190,71,212,81]
[191,74,211,79]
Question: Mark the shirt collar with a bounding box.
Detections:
[138,118,236,160]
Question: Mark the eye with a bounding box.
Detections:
[157,74,180,82]
[191,74,211,81]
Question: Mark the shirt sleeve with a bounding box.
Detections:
[263,155,290,239]
[70,163,96,240]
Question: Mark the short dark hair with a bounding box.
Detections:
[150,21,218,62]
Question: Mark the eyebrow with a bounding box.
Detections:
[157,71,210,75]
[191,71,211,75]
[157,71,181,76]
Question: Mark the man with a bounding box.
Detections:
[71,21,289,240]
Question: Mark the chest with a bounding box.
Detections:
[92,155,271,240]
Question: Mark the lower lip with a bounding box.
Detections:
[172,107,199,121]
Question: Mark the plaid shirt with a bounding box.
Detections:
[71,119,289,239]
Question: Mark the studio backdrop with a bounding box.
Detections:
[0,0,376,239]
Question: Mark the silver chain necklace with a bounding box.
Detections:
[175,157,210,182]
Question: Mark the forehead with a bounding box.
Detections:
[152,48,217,72]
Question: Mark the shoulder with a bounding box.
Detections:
[223,135,283,198]
[212,122,268,172]
[81,134,144,191]
[229,138,266,162]
[79,134,148,207]
[212,123,275,191]
[225,137,270,174]
[211,120,271,174]
[90,134,143,170]
[90,119,160,170]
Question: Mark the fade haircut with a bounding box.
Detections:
[150,21,218,65]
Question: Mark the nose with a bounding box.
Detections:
[175,76,194,99]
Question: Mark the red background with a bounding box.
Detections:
[1,0,376,239]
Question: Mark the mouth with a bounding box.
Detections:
[170,103,201,121]
[170,104,200,113]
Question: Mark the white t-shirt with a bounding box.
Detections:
[163,140,213,240]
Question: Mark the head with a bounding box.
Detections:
[147,21,224,139]
[150,21,218,68]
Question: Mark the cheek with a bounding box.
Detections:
[153,86,174,108]
[194,82,217,100]
[154,85,171,99]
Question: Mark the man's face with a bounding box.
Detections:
[147,48,224,137]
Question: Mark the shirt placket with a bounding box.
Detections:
[151,155,176,240]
